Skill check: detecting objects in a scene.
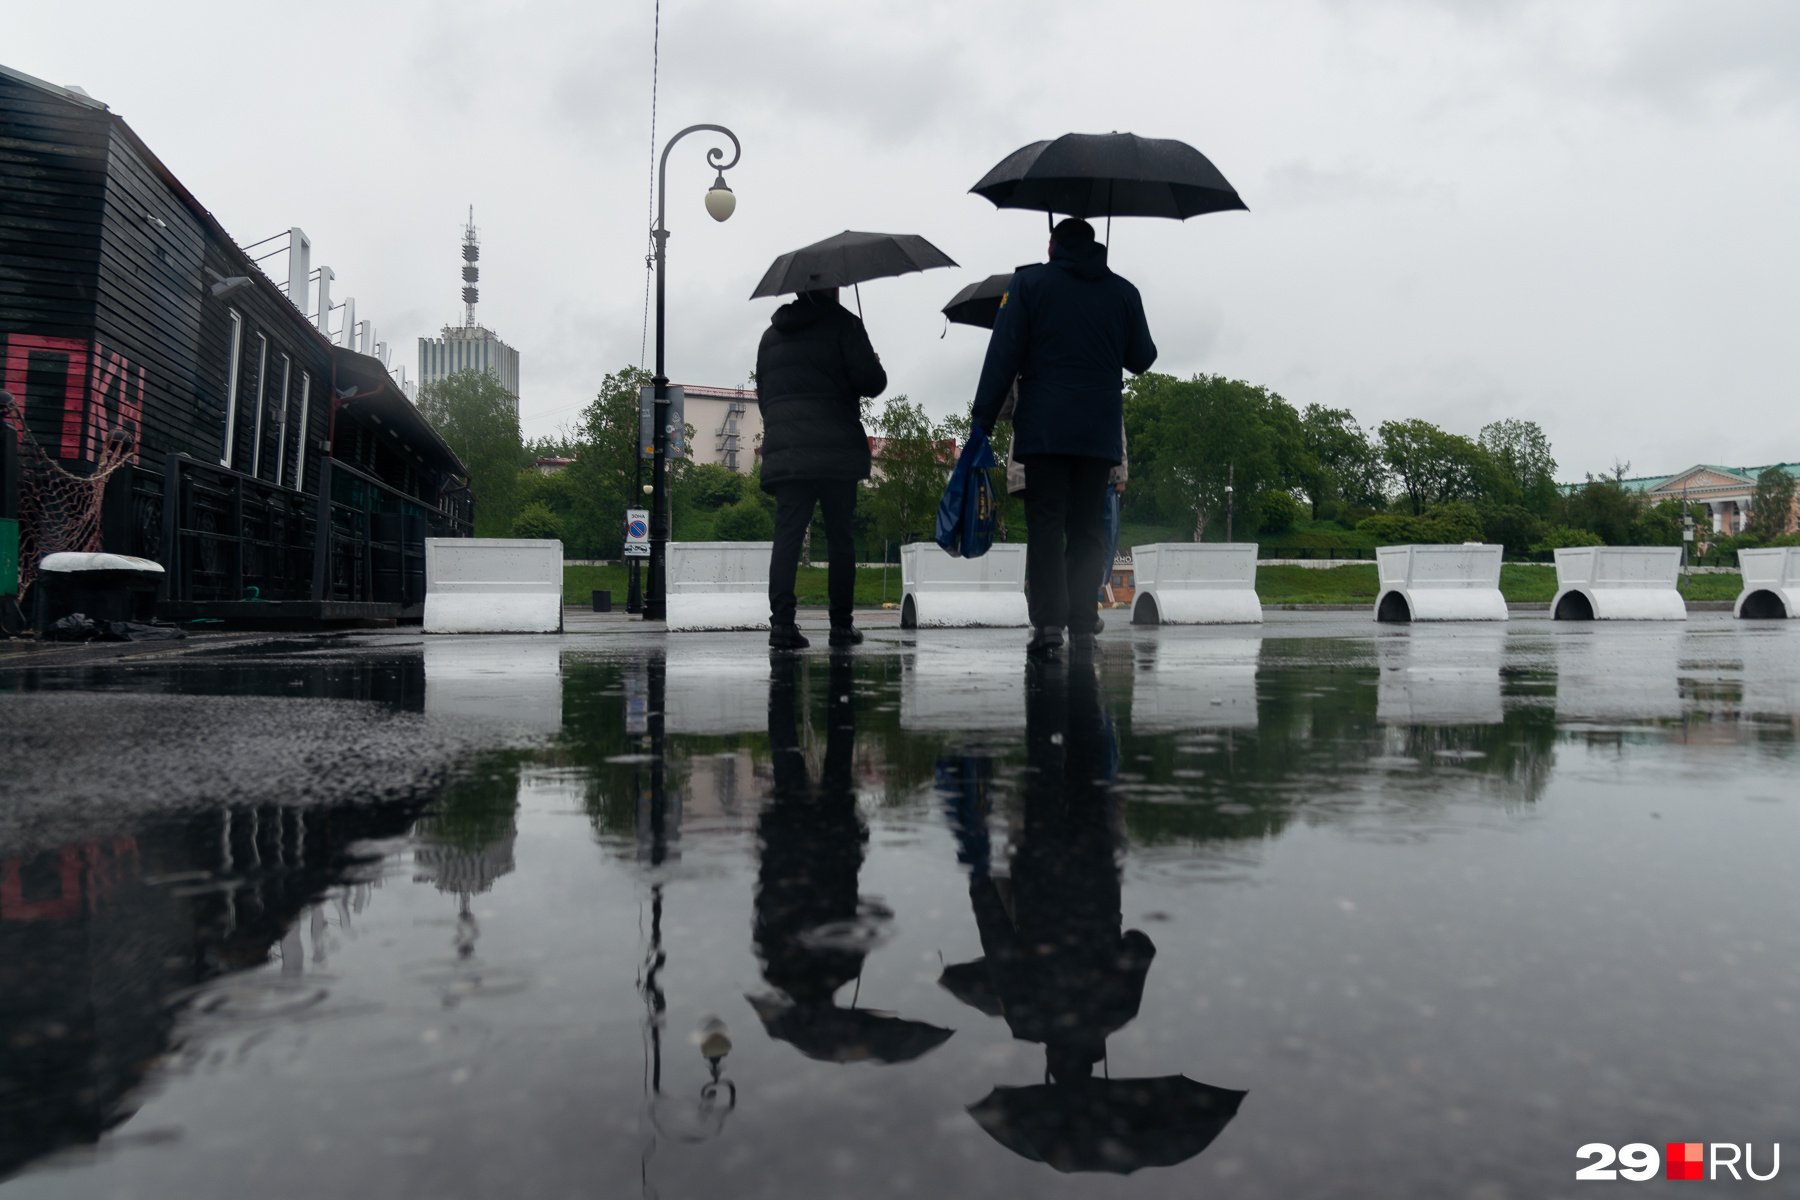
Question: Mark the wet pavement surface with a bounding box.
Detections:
[2,612,1798,1198]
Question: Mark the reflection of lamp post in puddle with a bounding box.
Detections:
[638,884,737,1197]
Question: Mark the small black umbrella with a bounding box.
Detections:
[746,993,954,1065]
[970,132,1246,222]
[941,272,1018,331]
[750,230,958,299]
[937,958,1004,1017]
[968,1075,1246,1175]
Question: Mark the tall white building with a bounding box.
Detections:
[417,208,520,412]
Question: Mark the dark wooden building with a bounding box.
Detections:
[0,61,470,620]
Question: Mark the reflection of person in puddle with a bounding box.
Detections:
[942,663,1245,1174]
[943,661,1153,1078]
[747,653,952,1065]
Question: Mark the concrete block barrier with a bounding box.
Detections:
[901,639,1026,730]
[1129,543,1262,625]
[1552,546,1685,620]
[1374,544,1507,622]
[667,542,771,631]
[424,539,563,633]
[1735,547,1800,619]
[900,543,1028,628]
[424,637,563,732]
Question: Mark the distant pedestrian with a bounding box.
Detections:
[972,219,1157,658]
[756,288,887,649]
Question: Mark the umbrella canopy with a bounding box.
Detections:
[746,994,954,1065]
[937,958,1004,1017]
[968,1075,1246,1174]
[970,133,1246,220]
[941,272,1017,330]
[751,230,958,299]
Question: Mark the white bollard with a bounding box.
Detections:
[1735,547,1800,619]
[1551,546,1685,620]
[1374,544,1507,622]
[424,538,563,633]
[900,542,1028,628]
[1129,634,1261,731]
[666,541,771,631]
[1129,543,1262,625]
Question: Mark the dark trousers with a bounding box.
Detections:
[769,479,858,628]
[1021,454,1112,633]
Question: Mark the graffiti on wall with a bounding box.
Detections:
[0,334,144,465]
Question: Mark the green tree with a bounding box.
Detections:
[1378,419,1487,515]
[1252,489,1300,534]
[419,368,524,536]
[1748,467,1797,538]
[1144,374,1309,540]
[1561,465,1642,545]
[1478,419,1558,512]
[510,501,565,540]
[714,496,775,541]
[1300,404,1386,516]
[867,396,956,544]
[557,367,651,558]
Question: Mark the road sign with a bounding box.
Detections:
[624,508,650,557]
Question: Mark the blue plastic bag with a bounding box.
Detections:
[933,425,998,559]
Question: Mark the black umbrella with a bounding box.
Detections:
[968,1075,1246,1175]
[941,272,1018,330]
[970,132,1246,222]
[937,958,1004,1017]
[746,993,954,1065]
[750,230,958,299]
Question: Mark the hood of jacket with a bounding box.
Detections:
[772,293,841,333]
[1049,238,1110,281]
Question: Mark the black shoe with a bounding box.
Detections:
[1093,616,1105,634]
[828,625,863,647]
[1068,630,1099,660]
[1026,626,1064,659]
[769,624,810,650]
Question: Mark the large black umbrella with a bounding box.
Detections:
[750,230,958,299]
[968,1075,1246,1174]
[970,132,1246,222]
[746,994,954,1065]
[941,272,1018,330]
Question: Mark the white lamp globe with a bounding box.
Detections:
[704,173,736,222]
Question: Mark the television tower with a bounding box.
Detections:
[461,207,479,326]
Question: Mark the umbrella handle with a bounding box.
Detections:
[854,282,863,321]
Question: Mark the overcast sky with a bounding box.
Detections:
[10,1,1799,480]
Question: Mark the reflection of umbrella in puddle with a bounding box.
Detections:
[745,993,953,1064]
[969,1075,1246,1174]
[937,958,1003,1017]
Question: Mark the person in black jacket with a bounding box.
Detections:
[972,219,1157,658]
[755,288,887,649]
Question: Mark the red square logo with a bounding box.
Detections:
[1666,1142,1704,1180]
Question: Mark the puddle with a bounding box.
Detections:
[3,618,1799,1196]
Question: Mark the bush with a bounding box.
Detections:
[510,502,565,541]
[1252,490,1300,535]
[1356,501,1482,545]
[715,496,775,541]
[1478,503,1544,557]
[1529,525,1604,552]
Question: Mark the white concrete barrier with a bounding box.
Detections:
[425,538,563,633]
[1553,629,1683,723]
[665,646,772,733]
[1375,544,1507,622]
[1735,547,1800,619]
[1129,634,1261,731]
[900,542,1028,628]
[1376,626,1505,725]
[1552,546,1685,620]
[1129,543,1262,625]
[666,542,771,631]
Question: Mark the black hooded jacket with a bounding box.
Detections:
[755,294,887,489]
[970,239,1156,463]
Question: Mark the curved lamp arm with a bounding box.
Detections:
[655,124,742,242]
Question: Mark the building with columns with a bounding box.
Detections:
[1615,463,1800,535]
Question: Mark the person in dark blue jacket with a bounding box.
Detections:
[971,218,1157,657]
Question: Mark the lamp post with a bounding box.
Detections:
[644,124,741,621]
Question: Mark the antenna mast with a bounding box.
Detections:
[461,206,480,327]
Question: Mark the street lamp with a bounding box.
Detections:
[644,124,742,622]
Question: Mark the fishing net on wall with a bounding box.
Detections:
[0,389,136,595]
